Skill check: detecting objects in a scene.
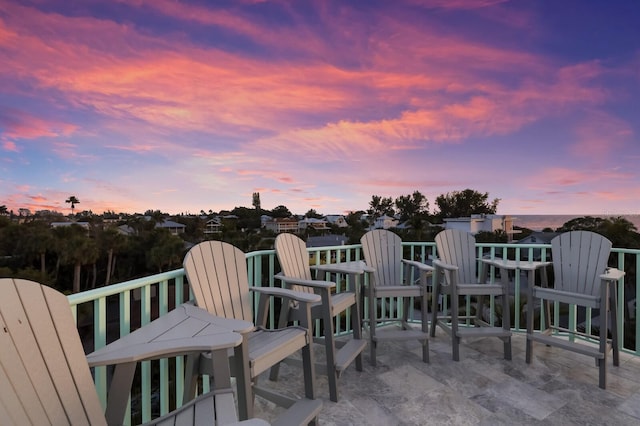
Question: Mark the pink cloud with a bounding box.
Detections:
[0,108,78,140]
[0,0,612,163]
[3,140,18,152]
[570,110,633,159]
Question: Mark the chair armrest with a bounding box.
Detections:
[251,286,321,303]
[274,272,335,289]
[481,258,550,272]
[432,259,458,272]
[402,259,434,272]
[311,260,375,274]
[600,268,625,281]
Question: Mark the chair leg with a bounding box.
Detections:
[269,303,291,382]
[323,318,339,402]
[610,285,620,367]
[501,279,512,361]
[451,294,460,362]
[430,281,440,338]
[351,295,364,372]
[421,292,429,364]
[302,334,317,401]
[369,287,377,367]
[525,288,534,364]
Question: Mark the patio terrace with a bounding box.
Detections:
[67,241,640,425]
[252,331,640,425]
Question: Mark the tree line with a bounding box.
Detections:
[1,188,639,294]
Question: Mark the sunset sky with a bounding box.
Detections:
[1,0,639,217]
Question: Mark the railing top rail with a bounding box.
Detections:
[67,268,185,305]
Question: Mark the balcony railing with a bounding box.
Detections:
[68,241,639,425]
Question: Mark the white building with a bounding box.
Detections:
[373,215,399,230]
[264,217,299,233]
[298,217,329,231]
[324,215,348,228]
[443,214,516,240]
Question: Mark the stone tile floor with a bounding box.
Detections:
[251,329,640,425]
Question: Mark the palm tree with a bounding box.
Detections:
[65,196,80,217]
[99,227,127,286]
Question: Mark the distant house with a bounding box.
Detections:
[264,217,299,233]
[443,214,517,241]
[373,215,399,230]
[156,219,186,235]
[299,217,329,231]
[325,215,348,228]
[516,231,560,260]
[307,234,349,248]
[204,217,222,234]
[517,232,559,245]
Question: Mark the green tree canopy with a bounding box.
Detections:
[270,205,292,218]
[305,209,323,218]
[557,216,640,249]
[395,191,429,222]
[368,195,395,218]
[435,189,499,219]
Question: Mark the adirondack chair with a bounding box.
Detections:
[431,229,512,361]
[270,233,367,402]
[0,278,269,426]
[525,230,623,389]
[183,241,323,425]
[360,229,432,366]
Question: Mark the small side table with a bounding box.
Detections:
[480,258,551,330]
[87,303,252,425]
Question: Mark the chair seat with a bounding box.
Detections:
[318,291,357,317]
[249,327,309,377]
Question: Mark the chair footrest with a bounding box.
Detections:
[456,327,511,338]
[372,329,429,342]
[528,333,605,359]
[335,338,367,372]
[271,398,323,426]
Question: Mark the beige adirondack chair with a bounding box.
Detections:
[271,233,366,402]
[431,229,512,361]
[360,229,432,366]
[0,278,268,426]
[183,241,323,425]
[525,230,623,389]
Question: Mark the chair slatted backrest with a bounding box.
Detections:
[435,229,477,284]
[551,231,612,297]
[275,233,315,294]
[184,241,254,322]
[360,230,404,287]
[0,278,106,426]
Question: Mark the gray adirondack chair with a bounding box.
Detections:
[431,229,512,361]
[526,230,623,389]
[270,233,366,402]
[0,278,268,426]
[360,229,432,366]
[183,241,323,425]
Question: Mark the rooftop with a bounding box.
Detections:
[252,331,640,425]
